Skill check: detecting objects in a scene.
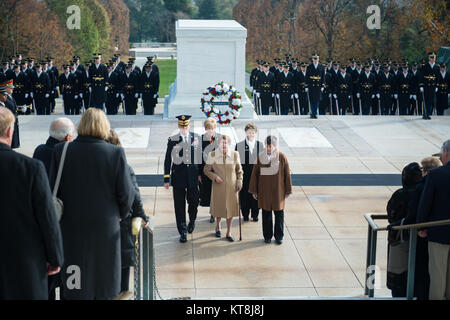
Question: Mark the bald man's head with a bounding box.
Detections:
[0,107,15,146]
[49,118,75,141]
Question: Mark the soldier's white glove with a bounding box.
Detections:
[328,93,332,98]
[420,87,424,93]
[74,95,78,99]
[153,93,158,99]
[116,93,119,98]
[276,94,280,99]
[79,93,83,98]
[55,86,59,91]
[121,93,125,99]
[271,93,274,98]
[321,87,324,92]
[409,95,413,99]
[413,95,417,100]
[348,95,351,99]
[252,89,256,95]
[60,94,63,100]
[305,88,309,93]
[256,92,260,98]
[89,87,92,93]
[333,94,337,99]
[290,94,294,99]
[135,93,139,98]
[435,88,438,92]
[25,93,29,99]
[45,93,49,98]
[356,93,360,99]
[294,93,299,99]
[51,90,54,94]
[30,92,34,98]
[394,94,398,99]
[21,106,27,113]
[371,94,375,99]
[105,87,108,92]
[376,93,380,99]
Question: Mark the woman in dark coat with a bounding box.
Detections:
[49,109,134,300]
[199,117,221,223]
[107,129,149,293]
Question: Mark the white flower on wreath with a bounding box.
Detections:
[204,105,211,112]
[215,85,222,93]
[222,83,229,92]
[232,98,241,105]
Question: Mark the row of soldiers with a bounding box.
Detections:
[0,53,160,116]
[250,52,449,119]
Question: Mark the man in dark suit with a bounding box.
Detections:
[417,140,450,300]
[163,115,201,243]
[306,53,325,118]
[0,106,64,299]
[90,53,108,110]
[33,118,75,176]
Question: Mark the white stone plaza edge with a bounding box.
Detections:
[164,19,256,119]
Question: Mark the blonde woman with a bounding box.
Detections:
[204,135,243,241]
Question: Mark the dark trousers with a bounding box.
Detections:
[35,97,50,115]
[436,94,448,115]
[298,93,308,115]
[143,95,156,115]
[398,95,410,115]
[173,187,199,236]
[121,267,130,292]
[239,188,259,220]
[48,274,61,300]
[262,210,284,241]
[310,99,320,116]
[260,93,272,115]
[279,94,291,115]
[124,96,138,115]
[380,95,392,115]
[423,89,435,116]
[361,97,372,115]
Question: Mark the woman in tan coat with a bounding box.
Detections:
[204,135,243,241]
[249,135,292,244]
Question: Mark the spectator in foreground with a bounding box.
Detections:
[0,106,63,299]
[417,140,450,300]
[249,135,292,244]
[33,118,76,176]
[106,129,149,294]
[49,108,134,300]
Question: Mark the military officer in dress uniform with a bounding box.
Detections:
[11,64,30,115]
[254,61,276,115]
[409,62,421,115]
[396,64,414,115]
[1,61,14,80]
[295,62,309,115]
[47,57,59,113]
[1,79,20,148]
[30,63,51,115]
[333,65,353,115]
[120,64,139,115]
[78,61,91,110]
[90,53,108,110]
[436,63,449,115]
[276,63,295,115]
[357,64,376,115]
[140,62,160,115]
[419,52,440,119]
[146,56,159,73]
[377,64,396,115]
[114,54,126,74]
[105,63,121,115]
[164,115,201,243]
[59,64,79,115]
[306,53,325,118]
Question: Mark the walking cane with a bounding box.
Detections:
[296,97,300,115]
[359,98,363,116]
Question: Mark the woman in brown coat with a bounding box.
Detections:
[249,135,292,244]
[204,135,243,242]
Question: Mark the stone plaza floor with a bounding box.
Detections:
[14,103,449,299]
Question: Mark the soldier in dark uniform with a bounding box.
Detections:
[47,57,59,113]
[254,62,275,115]
[11,64,29,115]
[419,52,440,119]
[409,62,420,115]
[277,63,295,115]
[250,59,261,93]
[333,65,353,115]
[396,64,414,115]
[30,63,51,115]
[377,64,396,115]
[163,115,201,243]
[146,56,159,73]
[90,53,108,110]
[0,79,20,148]
[129,58,141,75]
[79,61,91,110]
[295,62,309,115]
[114,54,126,74]
[436,63,449,116]
[306,53,325,118]
[357,64,376,115]
[105,63,121,115]
[371,61,382,115]
[119,64,139,115]
[140,62,160,115]
[74,56,85,74]
[59,65,79,115]
[1,61,14,80]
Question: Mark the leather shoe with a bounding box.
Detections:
[215,230,221,238]
[209,216,215,223]
[252,217,259,222]
[188,221,195,234]
[243,216,249,222]
[226,236,235,242]
[264,239,271,244]
[179,234,187,243]
[275,239,283,245]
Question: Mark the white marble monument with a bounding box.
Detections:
[164,20,256,119]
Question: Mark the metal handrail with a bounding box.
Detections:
[134,217,155,300]
[364,213,450,300]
